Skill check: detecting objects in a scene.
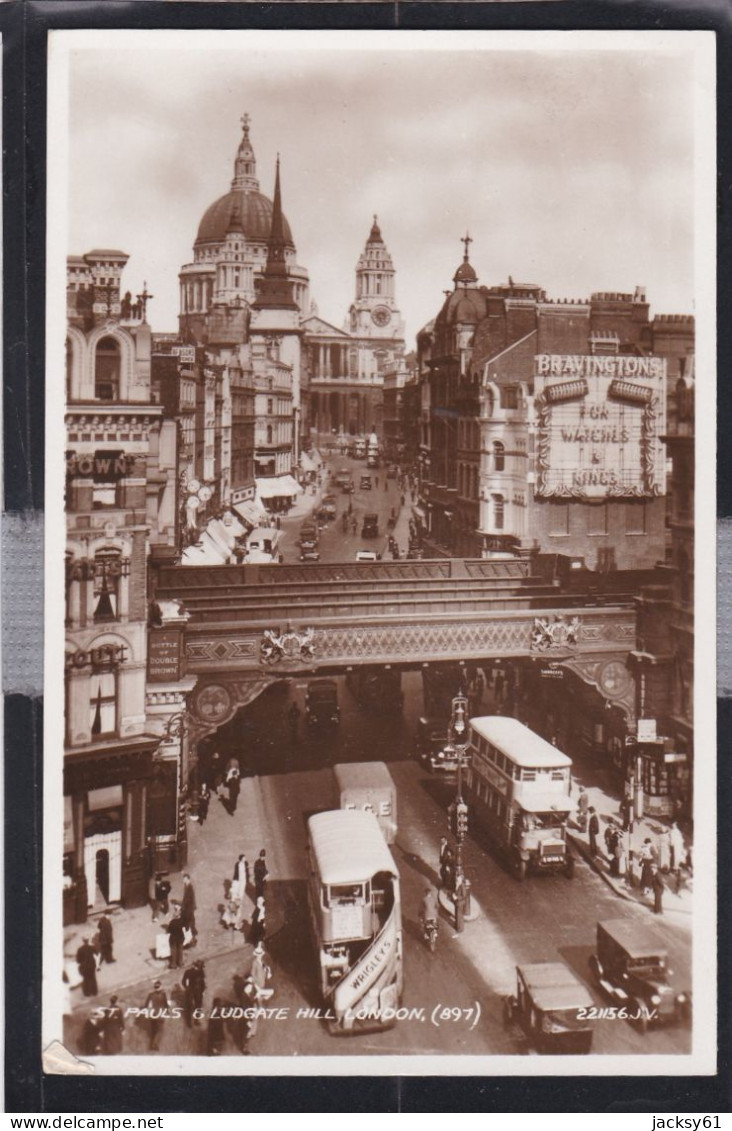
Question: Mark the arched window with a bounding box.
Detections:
[66,337,74,401]
[89,666,117,737]
[93,549,125,623]
[95,337,120,401]
[493,441,505,472]
[493,493,505,530]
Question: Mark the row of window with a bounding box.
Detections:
[471,735,568,783]
[548,500,648,536]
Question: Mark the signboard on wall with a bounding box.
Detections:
[148,628,183,683]
[533,355,667,499]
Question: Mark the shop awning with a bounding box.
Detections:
[181,534,228,566]
[300,452,316,472]
[412,505,427,522]
[255,475,302,500]
[205,521,235,555]
[233,500,267,528]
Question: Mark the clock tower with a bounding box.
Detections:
[346,216,405,340]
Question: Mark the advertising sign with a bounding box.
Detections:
[148,628,183,683]
[533,354,667,499]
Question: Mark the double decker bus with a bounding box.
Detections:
[306,809,403,1033]
[465,716,575,880]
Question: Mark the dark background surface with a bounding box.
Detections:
[4,0,731,1113]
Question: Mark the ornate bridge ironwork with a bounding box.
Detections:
[154,558,638,735]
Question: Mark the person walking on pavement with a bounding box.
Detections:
[100,995,125,1055]
[254,850,269,899]
[657,828,671,873]
[237,975,259,1053]
[144,980,169,1052]
[588,807,600,856]
[576,787,589,832]
[167,909,185,969]
[232,853,248,902]
[182,959,206,1028]
[206,998,226,1056]
[97,913,115,965]
[651,866,665,915]
[251,943,273,1000]
[152,872,171,921]
[198,783,211,827]
[639,838,656,894]
[181,873,197,939]
[226,765,241,815]
[669,821,685,872]
[250,896,266,946]
[76,937,98,997]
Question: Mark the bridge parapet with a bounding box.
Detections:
[184,604,636,673]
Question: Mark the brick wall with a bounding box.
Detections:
[528,495,666,571]
[128,528,148,622]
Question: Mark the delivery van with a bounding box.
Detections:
[244,527,282,563]
[334,761,397,844]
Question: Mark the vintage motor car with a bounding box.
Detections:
[415,716,469,775]
[305,679,341,727]
[321,495,338,518]
[300,546,320,562]
[359,474,373,490]
[299,523,319,551]
[355,550,380,562]
[361,513,379,538]
[503,962,595,1054]
[589,919,691,1031]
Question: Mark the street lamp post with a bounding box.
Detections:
[446,690,471,932]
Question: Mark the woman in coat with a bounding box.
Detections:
[250,896,266,946]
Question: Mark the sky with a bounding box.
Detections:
[62,31,703,345]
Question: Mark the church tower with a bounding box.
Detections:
[346,217,405,340]
[250,159,303,477]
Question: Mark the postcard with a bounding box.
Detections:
[44,28,716,1075]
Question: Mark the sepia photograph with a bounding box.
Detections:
[43,28,716,1074]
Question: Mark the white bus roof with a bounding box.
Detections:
[308,810,397,885]
[334,762,394,791]
[469,716,572,768]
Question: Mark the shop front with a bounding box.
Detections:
[63,737,157,924]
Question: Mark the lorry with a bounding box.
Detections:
[334,761,397,844]
[244,527,282,563]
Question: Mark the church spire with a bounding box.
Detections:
[252,157,297,310]
[231,112,260,192]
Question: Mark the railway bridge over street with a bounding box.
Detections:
[151,557,639,739]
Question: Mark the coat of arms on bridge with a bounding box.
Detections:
[260,626,317,666]
[530,615,581,652]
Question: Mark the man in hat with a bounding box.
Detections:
[167,909,185,969]
[251,944,273,999]
[101,995,125,1055]
[182,959,206,1027]
[181,873,197,939]
[253,850,269,899]
[97,912,115,965]
[144,980,169,1052]
[76,937,98,997]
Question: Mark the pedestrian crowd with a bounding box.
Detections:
[577,792,691,915]
[73,839,275,1058]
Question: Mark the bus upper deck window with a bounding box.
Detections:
[522,769,536,781]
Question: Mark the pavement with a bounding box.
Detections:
[564,779,693,923]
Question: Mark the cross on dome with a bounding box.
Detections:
[461,231,473,259]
